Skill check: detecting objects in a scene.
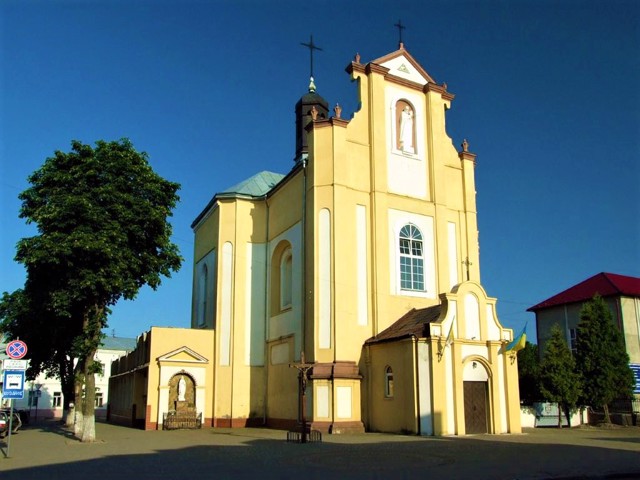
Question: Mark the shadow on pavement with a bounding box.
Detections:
[1,423,639,480]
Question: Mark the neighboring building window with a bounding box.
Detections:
[399,224,425,291]
[385,366,394,398]
[53,392,62,408]
[569,328,577,355]
[95,392,104,408]
[280,249,293,309]
[197,263,208,326]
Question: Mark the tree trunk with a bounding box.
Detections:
[563,404,572,427]
[81,351,97,442]
[58,355,76,427]
[603,403,611,424]
[557,404,562,428]
[73,369,84,437]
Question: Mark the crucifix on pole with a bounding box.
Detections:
[289,350,314,443]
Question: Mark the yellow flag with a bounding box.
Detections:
[445,321,454,347]
[506,325,527,353]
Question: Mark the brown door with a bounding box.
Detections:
[464,381,488,434]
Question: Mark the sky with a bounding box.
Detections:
[1,0,638,343]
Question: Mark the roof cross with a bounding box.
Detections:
[394,19,406,47]
[301,34,323,79]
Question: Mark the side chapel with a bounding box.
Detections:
[109,42,522,435]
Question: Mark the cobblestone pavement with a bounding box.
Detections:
[1,421,639,480]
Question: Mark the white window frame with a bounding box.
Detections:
[389,210,436,299]
[385,366,394,398]
[399,223,425,292]
[569,328,577,355]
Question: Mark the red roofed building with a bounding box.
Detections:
[528,273,640,367]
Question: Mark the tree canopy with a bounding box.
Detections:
[575,295,634,423]
[17,139,182,310]
[517,341,541,405]
[3,138,182,441]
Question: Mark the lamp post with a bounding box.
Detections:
[34,383,43,422]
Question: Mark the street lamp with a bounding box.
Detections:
[34,383,43,422]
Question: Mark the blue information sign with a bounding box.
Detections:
[1,370,25,399]
[631,364,640,394]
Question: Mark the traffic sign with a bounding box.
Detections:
[6,340,27,359]
[1,370,25,399]
[2,359,27,370]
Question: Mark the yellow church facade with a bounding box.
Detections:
[109,44,522,435]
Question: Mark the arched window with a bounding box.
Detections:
[197,263,208,326]
[280,249,293,309]
[385,366,394,398]
[399,224,424,291]
[271,241,293,314]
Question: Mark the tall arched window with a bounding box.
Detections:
[197,263,208,326]
[399,224,424,291]
[385,366,394,398]
[271,241,293,314]
[280,248,292,309]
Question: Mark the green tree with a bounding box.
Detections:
[12,139,181,441]
[539,324,581,427]
[575,295,635,424]
[0,287,79,426]
[517,341,541,405]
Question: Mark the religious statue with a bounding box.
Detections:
[399,105,414,153]
[178,376,186,402]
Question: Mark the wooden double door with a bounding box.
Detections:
[463,381,489,434]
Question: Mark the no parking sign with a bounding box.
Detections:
[6,340,27,359]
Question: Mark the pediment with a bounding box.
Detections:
[157,346,209,364]
[372,48,435,86]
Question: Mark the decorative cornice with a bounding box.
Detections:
[310,361,362,380]
[370,48,436,83]
[365,63,390,76]
[384,73,424,91]
[346,61,366,75]
[425,82,455,101]
[458,146,477,164]
[330,117,349,128]
[307,117,349,130]
[157,345,209,363]
[459,152,477,164]
[308,118,333,130]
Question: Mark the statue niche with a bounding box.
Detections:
[395,99,416,154]
[169,373,194,410]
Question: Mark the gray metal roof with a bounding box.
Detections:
[100,336,137,352]
[218,171,285,198]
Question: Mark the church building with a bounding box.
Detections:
[109,42,522,436]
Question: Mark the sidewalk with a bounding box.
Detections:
[1,420,639,479]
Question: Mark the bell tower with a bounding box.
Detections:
[294,35,329,163]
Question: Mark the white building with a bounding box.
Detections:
[0,335,136,420]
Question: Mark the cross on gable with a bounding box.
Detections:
[394,19,406,47]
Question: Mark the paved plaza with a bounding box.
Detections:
[1,420,639,479]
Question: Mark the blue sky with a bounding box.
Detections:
[1,0,638,342]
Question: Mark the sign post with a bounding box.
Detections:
[3,339,28,458]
